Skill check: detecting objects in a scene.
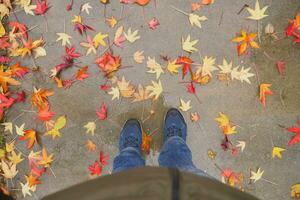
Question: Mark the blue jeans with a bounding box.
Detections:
[113,136,209,177]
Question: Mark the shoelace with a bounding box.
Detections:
[166,125,182,138]
[124,135,139,148]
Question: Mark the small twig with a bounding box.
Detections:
[237,4,249,15]
[279,88,286,107]
[194,93,202,104]
[252,63,261,86]
[218,10,224,26]
[261,178,278,186]
[43,14,49,32]
[170,5,189,16]
[49,167,57,178]
[263,50,276,61]
[257,21,261,43]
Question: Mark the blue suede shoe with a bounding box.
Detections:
[119,119,142,152]
[164,108,187,142]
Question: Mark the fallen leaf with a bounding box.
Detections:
[286,126,300,146]
[291,183,300,199]
[265,23,274,34]
[186,82,195,94]
[146,80,163,100]
[86,140,96,152]
[1,160,18,179]
[190,112,200,122]
[232,30,259,56]
[25,173,41,187]
[147,57,164,79]
[35,0,50,15]
[15,123,25,136]
[133,84,150,102]
[99,151,109,166]
[167,59,181,75]
[19,130,37,149]
[148,17,160,30]
[176,56,193,79]
[5,141,15,153]
[45,116,67,139]
[8,150,24,165]
[191,3,201,12]
[182,35,198,53]
[81,2,92,14]
[1,122,13,134]
[106,16,117,28]
[80,35,97,55]
[142,130,152,154]
[189,13,207,28]
[108,86,120,100]
[133,51,145,63]
[246,0,268,21]
[124,28,140,43]
[231,66,255,84]
[259,83,273,106]
[272,146,285,159]
[207,149,216,160]
[96,52,121,78]
[84,122,96,135]
[93,32,108,48]
[179,99,192,112]
[218,59,233,74]
[276,60,285,75]
[196,56,217,77]
[250,168,264,183]
[215,112,237,135]
[20,182,32,198]
[37,104,55,122]
[236,141,246,152]
[56,33,72,46]
[88,161,102,176]
[202,0,214,5]
[96,102,107,120]
[117,76,135,98]
[76,66,89,81]
[38,147,54,168]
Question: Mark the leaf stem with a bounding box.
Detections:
[170,5,189,16]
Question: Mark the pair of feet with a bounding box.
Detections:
[119,108,187,152]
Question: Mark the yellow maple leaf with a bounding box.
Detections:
[133,84,150,102]
[84,122,96,135]
[8,150,24,165]
[117,76,135,98]
[196,56,217,77]
[108,86,120,100]
[56,33,72,46]
[215,112,230,127]
[250,168,264,183]
[182,35,198,53]
[147,57,164,79]
[179,99,192,112]
[291,183,300,199]
[93,32,108,48]
[45,116,67,139]
[0,21,5,37]
[38,147,54,168]
[1,160,18,179]
[167,59,181,75]
[133,51,145,63]
[106,16,117,28]
[272,146,285,159]
[246,0,268,21]
[5,141,15,153]
[189,13,207,28]
[124,28,140,43]
[146,80,163,100]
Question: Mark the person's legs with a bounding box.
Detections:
[158,108,209,177]
[112,119,145,173]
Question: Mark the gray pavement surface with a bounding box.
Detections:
[5,0,300,199]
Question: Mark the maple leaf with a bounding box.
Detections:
[186,82,196,94]
[259,83,273,106]
[179,99,192,112]
[26,173,41,187]
[96,102,107,120]
[1,122,13,134]
[19,130,37,149]
[106,16,118,28]
[148,17,160,30]
[189,13,207,28]
[176,56,193,79]
[218,59,233,74]
[276,60,285,75]
[28,150,42,166]
[272,146,285,159]
[113,26,125,48]
[0,4,9,19]
[167,59,181,75]
[142,130,152,154]
[8,62,29,78]
[72,15,94,35]
[0,21,5,37]
[108,87,120,100]
[133,51,145,63]
[99,151,109,166]
[196,56,217,77]
[88,161,102,176]
[117,76,135,98]
[182,35,198,53]
[250,168,264,183]
[215,112,237,135]
[8,150,24,165]
[0,70,20,92]
[5,140,14,152]
[246,0,268,21]
[93,32,108,48]
[38,147,54,168]
[20,182,32,198]
[45,116,67,139]
[146,80,163,100]
[81,2,92,14]
[124,28,140,43]
[1,160,18,179]
[84,122,96,135]
[15,123,25,136]
[76,66,89,81]
[56,33,72,46]
[0,37,10,49]
[37,104,55,122]
[232,30,259,56]
[202,0,214,5]
[191,3,201,12]
[35,0,50,15]
[286,126,300,146]
[231,66,255,84]
[133,84,150,102]
[96,52,121,78]
[86,140,96,152]
[135,0,150,6]
[147,57,164,79]
[190,112,200,122]
[31,88,54,110]
[291,183,300,199]
[80,35,97,55]
[236,141,246,152]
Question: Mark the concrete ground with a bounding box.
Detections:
[6,0,300,199]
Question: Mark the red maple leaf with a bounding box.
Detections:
[99,151,109,166]
[30,163,46,177]
[96,102,107,120]
[65,46,81,60]
[37,104,55,122]
[9,62,29,78]
[276,60,285,75]
[148,18,160,30]
[16,91,26,103]
[35,0,50,15]
[0,93,15,109]
[99,84,111,91]
[88,161,102,176]
[287,126,300,146]
[176,56,193,79]
[9,21,28,38]
[0,37,10,49]
[186,82,196,94]
[0,56,11,64]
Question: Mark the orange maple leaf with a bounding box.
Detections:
[26,173,41,187]
[19,130,37,149]
[31,88,54,110]
[135,0,150,6]
[86,140,96,152]
[141,130,152,154]
[232,30,259,56]
[202,0,214,5]
[38,147,54,168]
[259,83,273,106]
[76,66,89,81]
[96,52,121,78]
